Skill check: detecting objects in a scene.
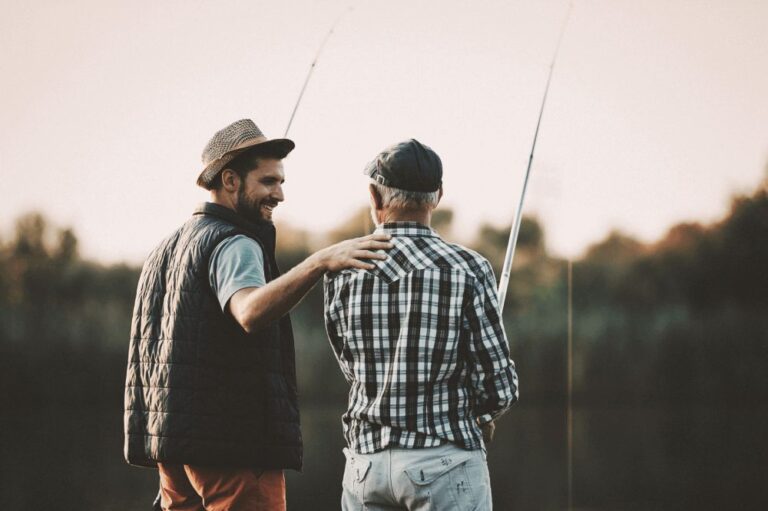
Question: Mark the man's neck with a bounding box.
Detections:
[379,208,431,227]
[209,193,237,211]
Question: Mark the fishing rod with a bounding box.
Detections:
[284,6,354,137]
[497,3,573,312]
[567,258,574,511]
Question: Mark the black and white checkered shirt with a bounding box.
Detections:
[323,222,518,454]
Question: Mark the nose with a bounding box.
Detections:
[273,183,285,202]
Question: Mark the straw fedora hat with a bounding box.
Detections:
[197,119,295,189]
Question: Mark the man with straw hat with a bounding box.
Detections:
[124,119,393,510]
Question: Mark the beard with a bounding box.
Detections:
[235,188,273,225]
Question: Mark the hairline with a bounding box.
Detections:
[210,149,285,190]
[370,180,440,210]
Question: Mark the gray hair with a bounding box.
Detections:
[371,180,440,210]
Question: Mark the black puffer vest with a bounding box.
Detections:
[124,202,302,470]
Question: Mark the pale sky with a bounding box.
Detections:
[1,0,766,263]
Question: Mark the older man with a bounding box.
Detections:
[124,119,392,511]
[324,139,519,510]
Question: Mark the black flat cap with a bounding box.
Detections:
[363,139,442,193]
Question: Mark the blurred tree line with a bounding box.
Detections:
[1,178,766,411]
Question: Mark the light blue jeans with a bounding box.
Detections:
[341,443,492,510]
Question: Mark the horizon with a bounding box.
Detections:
[3,170,764,266]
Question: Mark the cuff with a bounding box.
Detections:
[476,413,494,426]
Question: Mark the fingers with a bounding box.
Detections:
[348,259,376,270]
[354,250,387,261]
[365,241,394,250]
[481,421,496,444]
[325,234,393,272]
[347,235,393,255]
[363,233,392,242]
[345,249,387,270]
[355,239,393,251]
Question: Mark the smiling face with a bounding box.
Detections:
[233,158,285,224]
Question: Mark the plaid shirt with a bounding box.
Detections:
[323,222,518,454]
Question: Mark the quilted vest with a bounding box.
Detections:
[124,202,302,470]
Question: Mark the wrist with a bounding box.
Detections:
[477,413,494,425]
[305,249,328,275]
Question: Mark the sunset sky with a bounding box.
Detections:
[2,0,766,263]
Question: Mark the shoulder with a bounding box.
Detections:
[210,235,264,271]
[183,215,259,251]
[323,265,380,299]
[145,225,182,257]
[141,224,187,273]
[324,267,363,286]
[213,234,263,254]
[431,239,494,277]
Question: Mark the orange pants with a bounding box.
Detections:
[157,463,286,511]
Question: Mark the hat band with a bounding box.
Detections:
[228,135,269,153]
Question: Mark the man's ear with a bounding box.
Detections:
[369,184,384,210]
[437,186,443,204]
[221,169,240,192]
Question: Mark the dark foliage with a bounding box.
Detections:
[0,179,766,410]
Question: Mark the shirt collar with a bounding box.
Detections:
[374,221,438,238]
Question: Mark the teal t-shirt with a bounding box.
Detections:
[208,235,266,311]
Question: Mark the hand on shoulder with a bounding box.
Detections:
[314,233,393,273]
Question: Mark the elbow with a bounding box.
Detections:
[240,319,257,335]
[494,392,518,416]
[239,313,265,334]
[231,302,265,334]
[505,377,520,408]
[486,379,520,417]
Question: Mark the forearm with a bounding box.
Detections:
[233,252,324,333]
[229,232,391,334]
